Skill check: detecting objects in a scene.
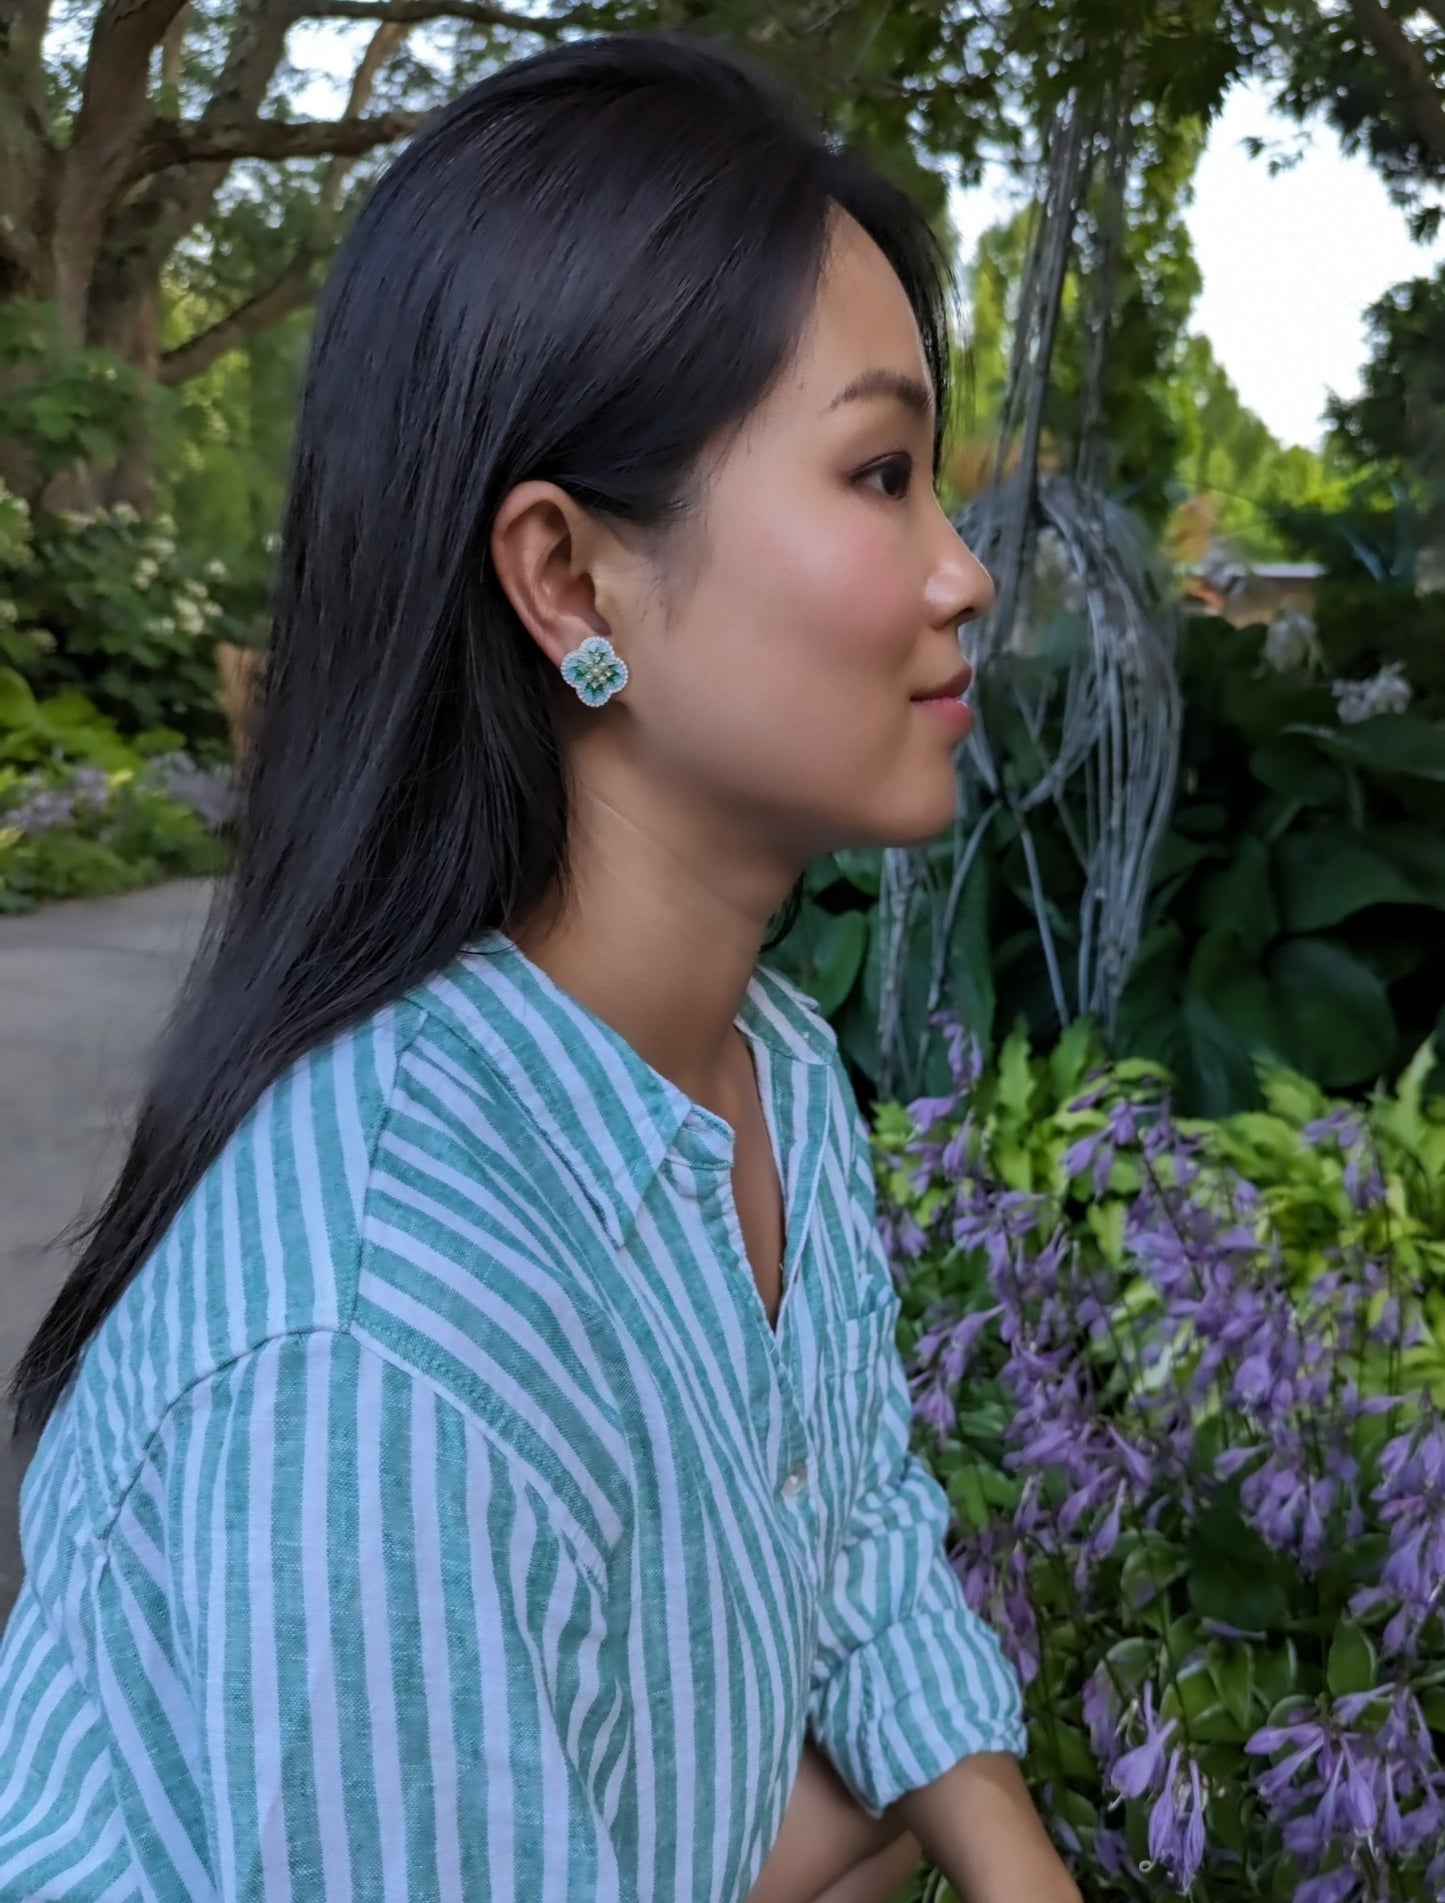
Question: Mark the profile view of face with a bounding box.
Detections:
[599,210,996,866]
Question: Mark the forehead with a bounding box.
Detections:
[789,213,932,401]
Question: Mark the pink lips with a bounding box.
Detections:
[912,693,974,738]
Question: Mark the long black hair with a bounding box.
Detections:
[10,31,956,1433]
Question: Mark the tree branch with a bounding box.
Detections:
[1346,0,1445,167]
[159,20,412,383]
[128,106,428,181]
[159,247,321,382]
[304,0,571,28]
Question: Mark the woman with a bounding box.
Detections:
[0,34,1080,1903]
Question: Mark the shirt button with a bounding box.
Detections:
[780,1462,808,1501]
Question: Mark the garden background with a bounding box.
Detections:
[3,1,1445,1898]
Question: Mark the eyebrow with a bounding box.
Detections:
[825,368,935,421]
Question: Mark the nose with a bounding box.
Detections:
[926,508,995,633]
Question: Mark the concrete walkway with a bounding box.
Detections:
[0,880,212,1628]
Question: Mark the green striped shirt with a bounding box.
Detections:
[0,932,1023,1901]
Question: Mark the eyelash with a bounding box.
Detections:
[859,453,915,501]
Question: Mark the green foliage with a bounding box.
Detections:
[0,495,238,750]
[1118,615,1445,1113]
[1327,267,1445,481]
[0,763,228,913]
[0,667,170,772]
[0,303,152,492]
[0,663,229,909]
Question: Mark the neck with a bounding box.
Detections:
[507,793,797,1112]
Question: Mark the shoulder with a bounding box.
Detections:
[65,997,428,1530]
[354,997,632,1538]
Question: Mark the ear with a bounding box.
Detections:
[489,479,630,671]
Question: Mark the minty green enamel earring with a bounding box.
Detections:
[560,633,629,709]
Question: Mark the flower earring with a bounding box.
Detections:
[560,633,629,709]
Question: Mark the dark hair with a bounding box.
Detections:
[11,31,956,1432]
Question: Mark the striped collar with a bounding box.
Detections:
[419,930,828,1250]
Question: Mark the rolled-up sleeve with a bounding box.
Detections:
[807,1105,1026,1817]
[98,1328,629,1902]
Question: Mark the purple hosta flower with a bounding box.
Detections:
[952,1520,1040,1685]
[145,752,235,830]
[1294,1872,1359,1903]
[1090,1827,1135,1880]
[1249,1689,1445,1881]
[893,1209,929,1261]
[1302,1109,1387,1210]
[1082,1663,1122,1767]
[1062,1127,1115,1199]
[905,1093,957,1139]
[905,1302,1000,1430]
[1109,1683,1177,1802]
[5,765,112,835]
[1350,1413,1445,1660]
[929,1012,984,1094]
[1303,1108,1365,1150]
[939,1116,972,1181]
[1240,1456,1338,1573]
[1143,1746,1207,1889]
[909,1372,955,1436]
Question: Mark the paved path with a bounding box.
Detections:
[0,880,212,1628]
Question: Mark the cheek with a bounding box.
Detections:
[724,491,921,684]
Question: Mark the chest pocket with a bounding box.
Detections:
[808,1289,901,1567]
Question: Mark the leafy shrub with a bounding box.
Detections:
[0,755,229,912]
[0,494,240,750]
[0,665,180,772]
[1123,615,1445,1113]
[882,1020,1445,1901]
[0,300,150,491]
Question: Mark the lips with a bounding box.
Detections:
[911,662,974,702]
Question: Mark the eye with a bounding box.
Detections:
[859,453,914,501]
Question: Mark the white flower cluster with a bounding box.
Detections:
[1262,605,1320,676]
[1331,661,1413,725]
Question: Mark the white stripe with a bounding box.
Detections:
[300,1333,351,1900]
[355,1351,408,1903]
[411,1383,462,1902]
[247,1345,292,1903]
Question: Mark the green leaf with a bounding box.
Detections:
[945,855,996,1055]
[1288,715,1445,783]
[1267,937,1396,1088]
[824,848,881,898]
[1274,828,1433,932]
[1326,1621,1377,1699]
[996,1028,1035,1120]
[785,903,868,1018]
[0,665,38,728]
[1197,834,1279,956]
[1209,1643,1256,1732]
[1119,1532,1187,1612]
[1250,732,1349,808]
[1185,1499,1290,1631]
[1084,1199,1125,1265]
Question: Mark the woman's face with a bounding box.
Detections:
[609,211,995,867]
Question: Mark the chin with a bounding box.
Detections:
[877,763,961,848]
